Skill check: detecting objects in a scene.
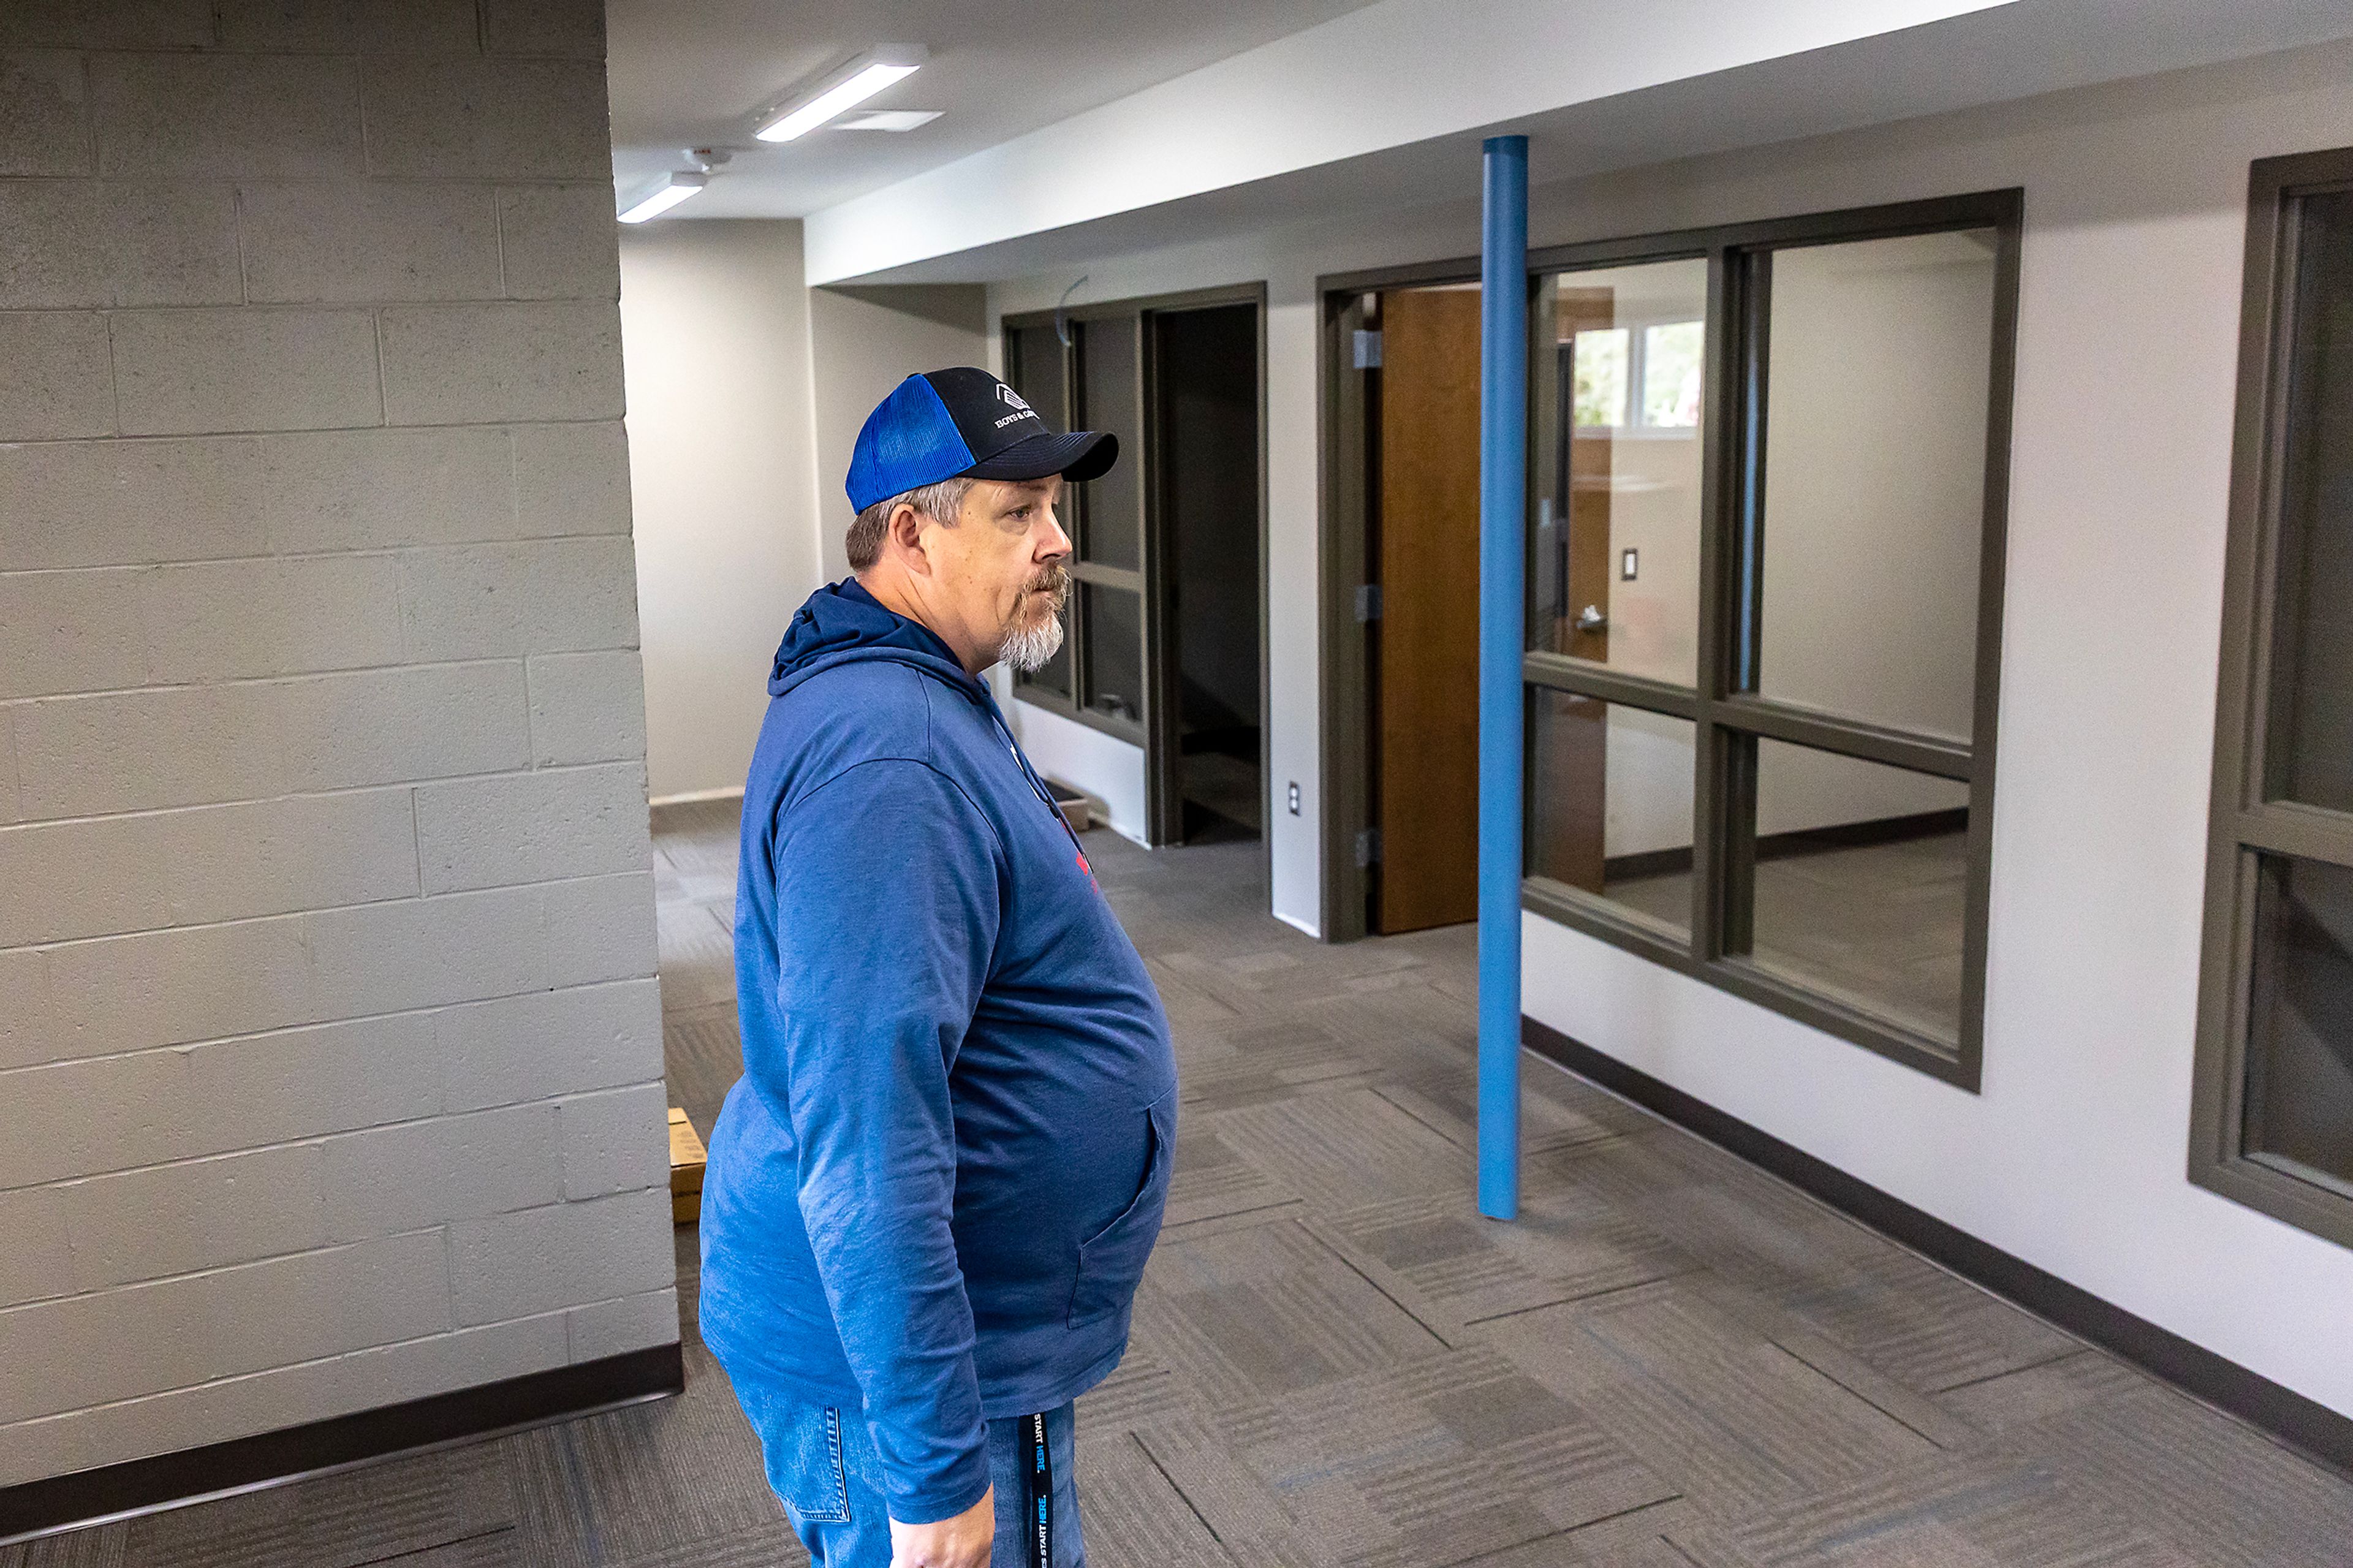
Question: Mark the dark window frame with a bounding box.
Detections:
[1002,317,1143,746]
[2190,146,2353,1250]
[1519,188,2023,1090]
[1004,284,1272,855]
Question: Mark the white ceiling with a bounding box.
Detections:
[605,0,1387,219]
[795,0,2353,285]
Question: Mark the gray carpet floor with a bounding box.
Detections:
[16,798,2351,1567]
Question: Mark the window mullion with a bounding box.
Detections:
[1520,654,1698,719]
[1710,697,1973,782]
[2232,801,2353,867]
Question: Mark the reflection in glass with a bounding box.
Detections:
[1533,259,1708,683]
[2244,854,2353,1189]
[1081,582,1143,725]
[1077,319,1143,571]
[1741,737,1971,1043]
[1572,328,1629,428]
[2266,189,2353,814]
[1008,324,1067,429]
[1642,322,1703,427]
[1025,602,1072,700]
[1526,689,1695,934]
[1754,229,1997,740]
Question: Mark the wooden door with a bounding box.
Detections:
[1375,286,1483,933]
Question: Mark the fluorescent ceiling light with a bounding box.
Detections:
[833,110,942,132]
[757,61,920,142]
[618,172,706,224]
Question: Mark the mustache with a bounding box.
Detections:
[1026,565,1071,604]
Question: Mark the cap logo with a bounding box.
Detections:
[992,382,1042,430]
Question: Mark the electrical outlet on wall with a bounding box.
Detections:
[1287,782,1302,816]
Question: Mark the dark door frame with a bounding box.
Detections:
[1002,283,1270,862]
[1317,257,1479,942]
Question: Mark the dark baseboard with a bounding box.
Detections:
[1754,806,1969,862]
[1522,1018,2353,1481]
[1601,844,1696,882]
[0,1343,684,1546]
[1602,807,1971,884]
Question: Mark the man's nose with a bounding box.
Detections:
[1040,510,1074,561]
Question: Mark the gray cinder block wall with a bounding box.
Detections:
[0,0,678,1487]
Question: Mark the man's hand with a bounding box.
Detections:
[889,1485,994,1568]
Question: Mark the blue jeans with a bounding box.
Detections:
[735,1388,1086,1567]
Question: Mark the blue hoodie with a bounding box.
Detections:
[699,580,1178,1524]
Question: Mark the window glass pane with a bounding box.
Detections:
[1077,319,1143,571]
[1534,259,1708,683]
[2266,189,2353,813]
[1526,689,1694,934]
[1007,324,1066,429]
[2244,854,2353,1189]
[1080,582,1143,725]
[1572,328,1629,427]
[1755,229,1997,741]
[1642,321,1703,427]
[1740,737,1972,1042]
[1017,600,1072,701]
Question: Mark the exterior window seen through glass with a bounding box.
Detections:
[1536,259,1708,682]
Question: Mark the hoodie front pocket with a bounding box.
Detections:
[1067,1087,1175,1328]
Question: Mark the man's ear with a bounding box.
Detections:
[887,502,931,574]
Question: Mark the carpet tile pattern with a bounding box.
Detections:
[13,798,2350,1567]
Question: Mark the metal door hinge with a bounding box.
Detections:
[1354,828,1382,869]
[1352,329,1382,369]
[1354,585,1382,623]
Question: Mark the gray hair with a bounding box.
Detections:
[844,476,975,572]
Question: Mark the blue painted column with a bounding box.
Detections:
[1477,134,1528,1221]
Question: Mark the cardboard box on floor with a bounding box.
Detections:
[669,1107,707,1224]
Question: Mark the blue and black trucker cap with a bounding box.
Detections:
[846,366,1116,513]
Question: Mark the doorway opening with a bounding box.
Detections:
[1002,286,1268,855]
[1154,303,1264,844]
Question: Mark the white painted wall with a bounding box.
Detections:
[984,42,2353,1419]
[807,286,988,583]
[618,221,822,801]
[1011,702,1150,846]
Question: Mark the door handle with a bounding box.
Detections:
[1575,604,1608,633]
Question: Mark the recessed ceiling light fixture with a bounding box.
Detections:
[755,50,925,143]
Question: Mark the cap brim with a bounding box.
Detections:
[961,429,1117,485]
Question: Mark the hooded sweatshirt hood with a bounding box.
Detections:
[768,577,978,700]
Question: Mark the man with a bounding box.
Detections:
[700,368,1178,1568]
